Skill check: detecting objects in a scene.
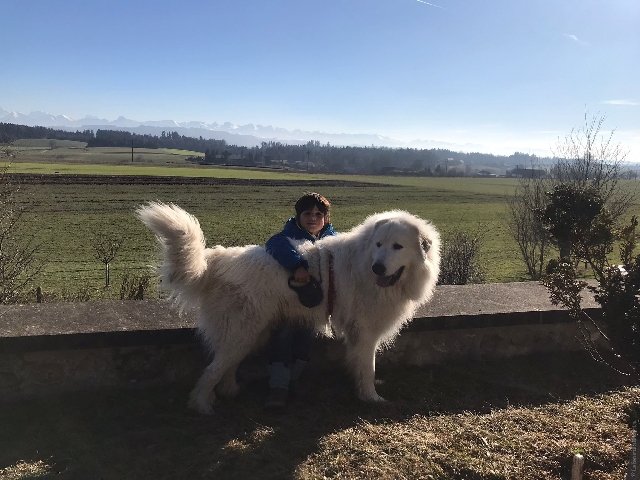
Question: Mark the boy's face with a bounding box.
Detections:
[299,206,326,236]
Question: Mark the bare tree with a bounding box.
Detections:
[507,113,634,278]
[551,112,634,220]
[526,115,640,376]
[91,234,123,287]
[0,145,44,303]
[507,165,551,279]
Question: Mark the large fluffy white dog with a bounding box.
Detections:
[137,202,440,414]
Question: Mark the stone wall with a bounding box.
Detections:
[0,345,204,401]
[0,282,607,400]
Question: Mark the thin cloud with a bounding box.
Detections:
[563,33,589,46]
[414,0,445,9]
[602,99,640,106]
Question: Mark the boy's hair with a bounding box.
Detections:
[295,192,331,220]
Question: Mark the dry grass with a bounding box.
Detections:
[0,352,638,479]
[0,461,51,479]
[299,392,637,479]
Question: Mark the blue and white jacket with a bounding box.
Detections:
[265,217,336,272]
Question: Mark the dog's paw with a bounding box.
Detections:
[216,380,241,398]
[358,390,386,403]
[188,397,214,415]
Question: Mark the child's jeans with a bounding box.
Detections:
[268,325,314,389]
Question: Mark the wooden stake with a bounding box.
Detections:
[572,453,584,480]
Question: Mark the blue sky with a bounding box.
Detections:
[2,0,639,159]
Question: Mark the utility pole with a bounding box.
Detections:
[307,149,310,172]
[131,139,134,162]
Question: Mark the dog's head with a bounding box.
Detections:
[367,211,440,301]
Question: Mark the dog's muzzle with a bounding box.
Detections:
[372,263,405,288]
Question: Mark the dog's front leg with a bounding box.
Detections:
[189,366,219,415]
[216,360,241,398]
[345,334,384,402]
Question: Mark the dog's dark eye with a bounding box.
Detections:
[393,243,403,250]
[376,242,381,247]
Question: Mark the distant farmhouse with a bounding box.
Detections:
[507,166,548,179]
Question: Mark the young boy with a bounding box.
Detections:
[264,192,336,408]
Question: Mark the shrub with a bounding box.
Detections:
[508,113,635,280]
[120,270,151,300]
[438,227,485,285]
[0,151,44,303]
[542,202,640,373]
[507,174,550,279]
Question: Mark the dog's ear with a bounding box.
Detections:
[371,218,391,240]
[421,238,431,254]
[374,218,390,230]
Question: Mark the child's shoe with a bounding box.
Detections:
[265,362,291,409]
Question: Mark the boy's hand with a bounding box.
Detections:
[293,266,311,284]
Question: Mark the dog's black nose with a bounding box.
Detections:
[372,263,386,276]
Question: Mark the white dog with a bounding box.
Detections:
[137,203,440,415]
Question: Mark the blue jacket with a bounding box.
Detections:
[265,217,336,272]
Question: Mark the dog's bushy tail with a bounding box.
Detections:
[136,202,208,292]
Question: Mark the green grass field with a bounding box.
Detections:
[6,140,203,168]
[12,174,521,301]
[4,154,637,301]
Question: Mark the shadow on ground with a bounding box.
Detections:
[0,351,636,479]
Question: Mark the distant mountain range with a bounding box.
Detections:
[0,106,528,155]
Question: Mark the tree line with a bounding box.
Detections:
[1,122,546,175]
[0,123,94,143]
[88,129,230,153]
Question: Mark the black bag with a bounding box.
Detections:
[288,276,324,308]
